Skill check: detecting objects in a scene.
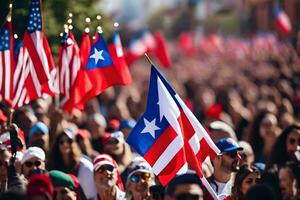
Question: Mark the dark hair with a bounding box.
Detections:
[279,161,300,197]
[268,124,300,169]
[232,164,260,200]
[47,131,81,175]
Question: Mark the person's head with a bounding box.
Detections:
[268,124,300,168]
[12,106,37,135]
[279,162,300,200]
[258,112,279,140]
[27,174,53,200]
[28,122,49,153]
[75,129,94,158]
[165,173,203,200]
[126,158,155,199]
[21,147,46,178]
[244,184,276,200]
[213,138,243,174]
[119,119,136,139]
[103,131,125,156]
[48,130,81,170]
[209,121,238,143]
[238,141,255,165]
[93,153,124,192]
[232,164,261,200]
[86,113,107,139]
[49,170,77,200]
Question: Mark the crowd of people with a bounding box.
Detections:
[0,34,299,200]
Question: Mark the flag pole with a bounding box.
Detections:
[144,53,154,65]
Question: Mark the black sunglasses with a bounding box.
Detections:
[130,172,151,183]
[175,193,202,200]
[96,165,115,174]
[24,160,42,168]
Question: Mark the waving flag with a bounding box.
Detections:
[107,31,132,85]
[124,30,156,65]
[274,6,292,35]
[127,65,220,198]
[81,32,131,104]
[12,43,30,108]
[23,0,56,90]
[79,32,91,68]
[153,31,171,68]
[0,16,14,105]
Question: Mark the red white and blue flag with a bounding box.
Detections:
[0,18,14,105]
[127,65,220,198]
[274,6,292,35]
[81,32,131,104]
[23,0,57,99]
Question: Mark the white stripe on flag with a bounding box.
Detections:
[31,32,50,78]
[18,88,27,108]
[30,60,42,97]
[189,133,201,154]
[152,135,183,175]
[175,94,220,155]
[176,162,188,175]
[13,49,24,90]
[4,51,11,99]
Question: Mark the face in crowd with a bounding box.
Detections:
[285,129,300,158]
[94,164,118,190]
[128,171,153,198]
[221,150,242,173]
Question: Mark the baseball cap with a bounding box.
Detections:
[127,158,152,178]
[216,138,243,153]
[21,147,46,164]
[28,122,49,139]
[49,170,75,191]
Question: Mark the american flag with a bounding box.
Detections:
[0,19,14,105]
[58,31,81,111]
[23,0,56,98]
[12,44,30,108]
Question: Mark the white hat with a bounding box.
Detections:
[21,147,46,164]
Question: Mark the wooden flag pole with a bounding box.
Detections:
[144,53,154,65]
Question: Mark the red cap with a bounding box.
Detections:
[205,104,223,120]
[27,174,54,199]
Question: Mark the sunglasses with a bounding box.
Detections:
[130,172,151,183]
[96,165,115,174]
[0,160,7,167]
[223,151,239,159]
[59,138,72,145]
[106,138,119,145]
[288,138,300,145]
[24,160,42,168]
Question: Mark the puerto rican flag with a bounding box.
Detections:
[127,65,220,199]
[274,6,292,35]
[0,18,14,105]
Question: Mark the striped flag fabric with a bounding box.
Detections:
[273,6,292,35]
[23,0,56,98]
[127,65,220,199]
[58,31,92,113]
[0,17,14,105]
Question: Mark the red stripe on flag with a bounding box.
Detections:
[23,32,48,83]
[157,148,186,186]
[144,125,178,166]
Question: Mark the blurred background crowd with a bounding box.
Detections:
[0,0,300,200]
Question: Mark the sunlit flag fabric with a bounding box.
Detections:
[153,31,171,68]
[0,18,14,105]
[273,6,292,35]
[127,65,220,198]
[107,31,132,85]
[58,31,92,113]
[23,0,56,99]
[82,32,131,104]
[12,43,30,108]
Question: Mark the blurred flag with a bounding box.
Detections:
[79,32,91,69]
[23,0,56,98]
[107,31,132,85]
[125,30,156,65]
[127,65,220,198]
[273,6,292,35]
[0,15,14,105]
[58,31,87,113]
[153,31,171,68]
[178,32,198,57]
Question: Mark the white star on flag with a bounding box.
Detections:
[141,118,160,138]
[90,48,104,64]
